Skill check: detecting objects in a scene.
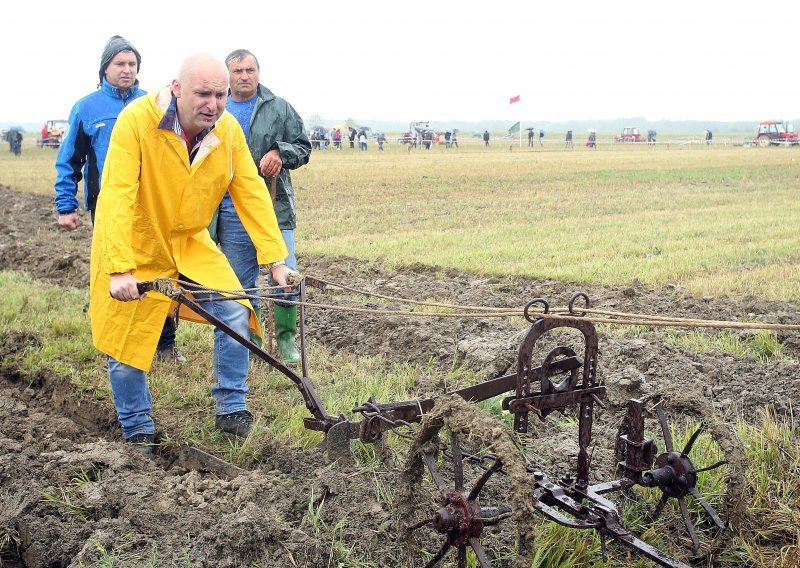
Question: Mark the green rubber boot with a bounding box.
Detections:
[273,305,300,365]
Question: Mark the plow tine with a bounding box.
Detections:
[650,493,669,522]
[457,544,467,568]
[468,457,503,501]
[655,402,674,452]
[682,426,704,455]
[407,517,434,531]
[689,487,726,529]
[451,433,464,492]
[424,540,451,568]
[679,496,700,551]
[469,537,492,567]
[692,460,727,474]
[423,451,450,496]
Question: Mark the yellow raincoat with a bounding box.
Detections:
[89,87,288,372]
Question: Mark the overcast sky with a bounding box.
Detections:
[1,1,797,125]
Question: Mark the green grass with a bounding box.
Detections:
[284,142,800,301]
[665,329,787,361]
[4,141,800,301]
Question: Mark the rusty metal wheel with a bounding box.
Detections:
[397,395,536,568]
[618,395,747,558]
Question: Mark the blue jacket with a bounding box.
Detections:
[54,79,146,214]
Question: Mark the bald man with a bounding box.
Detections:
[90,54,291,450]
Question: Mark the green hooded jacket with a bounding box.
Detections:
[238,84,311,230]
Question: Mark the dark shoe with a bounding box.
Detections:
[155,347,188,364]
[215,410,254,438]
[273,305,300,365]
[126,432,156,455]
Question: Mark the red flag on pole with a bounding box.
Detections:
[509,95,521,104]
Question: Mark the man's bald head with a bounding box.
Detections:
[178,53,228,84]
[171,53,229,138]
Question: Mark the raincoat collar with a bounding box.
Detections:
[255,83,275,103]
[156,88,211,147]
[100,77,140,103]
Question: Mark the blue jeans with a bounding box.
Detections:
[108,293,251,438]
[217,202,297,310]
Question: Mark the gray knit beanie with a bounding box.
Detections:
[99,35,141,86]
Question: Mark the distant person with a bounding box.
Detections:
[647,130,657,144]
[349,127,356,149]
[483,130,490,147]
[528,128,534,147]
[444,130,451,148]
[7,130,22,155]
[422,130,433,150]
[359,131,367,151]
[333,128,341,149]
[54,36,184,364]
[377,132,387,151]
[451,131,458,148]
[586,131,596,149]
[539,129,545,146]
[705,129,713,145]
[565,130,573,149]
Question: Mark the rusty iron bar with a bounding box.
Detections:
[164,284,337,428]
[619,399,656,484]
[531,471,691,568]
[351,356,582,441]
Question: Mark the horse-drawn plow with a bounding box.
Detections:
[143,278,749,567]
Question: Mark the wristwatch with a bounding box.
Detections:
[268,260,286,270]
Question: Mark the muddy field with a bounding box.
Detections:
[1,184,799,567]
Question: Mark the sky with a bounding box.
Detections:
[1,1,798,126]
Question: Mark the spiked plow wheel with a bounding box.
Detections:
[617,395,748,559]
[398,395,536,568]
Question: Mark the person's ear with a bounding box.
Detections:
[171,79,181,98]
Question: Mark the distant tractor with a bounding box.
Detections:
[755,121,798,146]
[400,121,433,146]
[614,127,645,143]
[37,119,69,148]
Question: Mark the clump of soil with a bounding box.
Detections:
[1,184,799,566]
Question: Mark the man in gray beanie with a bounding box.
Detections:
[98,35,142,88]
[54,36,187,365]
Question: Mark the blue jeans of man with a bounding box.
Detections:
[108,293,251,439]
[217,201,297,311]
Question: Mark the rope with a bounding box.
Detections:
[148,277,800,331]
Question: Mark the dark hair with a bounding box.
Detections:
[225,49,260,70]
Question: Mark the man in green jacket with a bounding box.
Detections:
[218,48,311,364]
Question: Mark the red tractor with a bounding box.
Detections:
[36,119,69,148]
[613,126,645,143]
[755,121,798,146]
